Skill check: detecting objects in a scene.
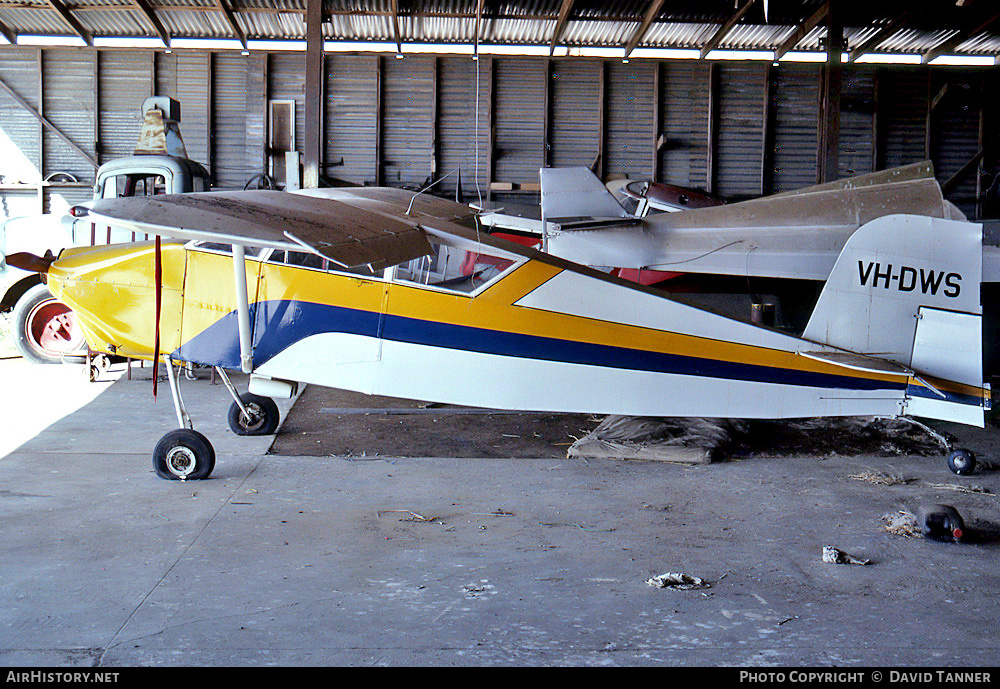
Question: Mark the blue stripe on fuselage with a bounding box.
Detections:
[173,299,917,397]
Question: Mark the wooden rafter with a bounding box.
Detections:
[847,8,919,63]
[624,0,665,58]
[700,0,758,59]
[215,0,247,50]
[44,0,91,46]
[549,0,575,56]
[390,0,402,54]
[0,15,16,44]
[774,1,829,60]
[922,7,1000,64]
[132,0,170,46]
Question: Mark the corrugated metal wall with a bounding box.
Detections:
[174,52,211,169]
[98,51,149,163]
[838,66,875,179]
[881,67,929,171]
[716,63,766,198]
[269,52,305,163]
[0,47,995,223]
[660,62,710,189]
[381,55,435,189]
[550,60,601,170]
[42,49,95,183]
[325,54,378,185]
[606,61,655,182]
[212,53,252,189]
[772,63,818,192]
[494,58,545,186]
[931,72,981,217]
[437,56,491,199]
[0,49,41,186]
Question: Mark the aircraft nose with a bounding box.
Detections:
[6,252,55,280]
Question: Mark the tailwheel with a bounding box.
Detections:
[227,393,280,436]
[153,429,216,480]
[947,448,976,476]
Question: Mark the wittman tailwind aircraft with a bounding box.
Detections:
[539,162,980,283]
[7,182,993,480]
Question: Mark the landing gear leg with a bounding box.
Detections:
[217,367,280,436]
[152,358,216,480]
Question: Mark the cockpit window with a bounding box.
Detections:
[393,237,522,294]
[267,249,385,278]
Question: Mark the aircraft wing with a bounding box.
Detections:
[86,189,434,270]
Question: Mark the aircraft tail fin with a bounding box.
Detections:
[540,167,630,222]
[802,214,988,425]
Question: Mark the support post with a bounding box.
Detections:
[707,63,718,195]
[304,0,323,189]
[652,61,662,182]
[761,63,775,196]
[817,0,842,183]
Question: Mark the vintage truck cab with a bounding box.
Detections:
[0,97,210,363]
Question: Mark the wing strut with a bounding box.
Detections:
[232,244,254,374]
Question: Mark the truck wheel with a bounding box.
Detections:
[11,284,87,364]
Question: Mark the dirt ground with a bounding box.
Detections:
[270,385,600,459]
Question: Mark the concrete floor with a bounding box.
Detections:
[1,358,999,667]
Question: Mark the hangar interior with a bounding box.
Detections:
[2,0,1000,668]
[0,1,999,219]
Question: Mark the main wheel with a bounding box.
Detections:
[947,449,976,476]
[12,284,87,364]
[227,393,280,436]
[153,429,216,480]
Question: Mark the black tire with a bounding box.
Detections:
[153,429,216,480]
[12,283,87,364]
[227,393,280,436]
[947,449,976,476]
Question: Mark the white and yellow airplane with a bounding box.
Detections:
[7,184,990,480]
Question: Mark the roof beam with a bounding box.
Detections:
[390,0,402,55]
[774,1,829,60]
[549,0,575,56]
[44,0,92,46]
[132,0,170,46]
[215,0,247,50]
[624,0,666,58]
[700,0,759,59]
[847,7,919,63]
[0,16,16,45]
[922,7,1000,64]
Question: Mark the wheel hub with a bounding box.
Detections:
[165,446,197,478]
[26,298,86,356]
[241,403,264,430]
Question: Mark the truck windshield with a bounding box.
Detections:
[101,174,167,199]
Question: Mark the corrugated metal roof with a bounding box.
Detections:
[0,1,996,59]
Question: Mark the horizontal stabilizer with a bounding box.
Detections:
[549,217,643,232]
[798,350,911,377]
